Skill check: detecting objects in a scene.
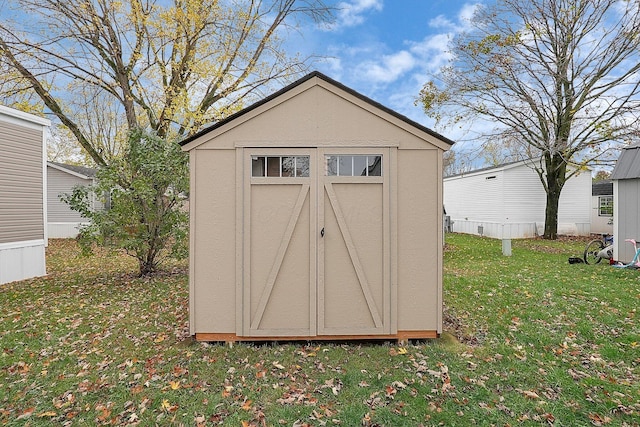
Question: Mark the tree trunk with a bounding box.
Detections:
[543,186,560,240]
[542,155,567,240]
[138,257,157,277]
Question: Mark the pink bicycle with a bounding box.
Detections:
[612,239,640,269]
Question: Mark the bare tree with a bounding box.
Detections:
[0,0,333,166]
[443,148,483,177]
[420,0,640,239]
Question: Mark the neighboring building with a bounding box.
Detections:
[47,162,99,238]
[444,159,592,239]
[590,180,613,235]
[611,143,640,263]
[181,71,453,342]
[0,105,50,285]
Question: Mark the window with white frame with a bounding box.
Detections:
[598,195,613,217]
[325,155,382,177]
[251,156,310,177]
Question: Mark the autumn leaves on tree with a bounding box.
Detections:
[0,0,333,165]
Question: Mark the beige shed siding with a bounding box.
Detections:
[397,149,441,332]
[187,84,449,152]
[47,167,89,222]
[0,121,44,244]
[191,149,237,335]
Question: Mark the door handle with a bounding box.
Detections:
[320,227,325,237]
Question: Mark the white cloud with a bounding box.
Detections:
[358,50,416,84]
[429,3,481,32]
[323,0,383,30]
[458,3,481,26]
[318,56,344,79]
[409,33,453,73]
[428,15,455,30]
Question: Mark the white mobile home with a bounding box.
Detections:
[47,162,98,238]
[610,143,640,263]
[444,159,592,239]
[0,105,50,285]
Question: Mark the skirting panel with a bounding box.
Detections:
[0,242,46,285]
[48,222,84,238]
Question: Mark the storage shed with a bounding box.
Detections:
[611,143,640,263]
[0,105,50,285]
[181,71,453,342]
[47,162,98,238]
[444,159,592,239]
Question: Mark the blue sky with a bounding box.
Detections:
[291,0,482,142]
[1,0,479,145]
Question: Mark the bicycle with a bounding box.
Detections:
[583,234,613,265]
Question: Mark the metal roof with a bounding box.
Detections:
[443,158,537,179]
[611,142,640,180]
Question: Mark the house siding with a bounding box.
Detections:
[0,121,44,244]
[557,172,592,235]
[444,171,504,222]
[591,195,613,235]
[47,166,89,223]
[503,166,544,223]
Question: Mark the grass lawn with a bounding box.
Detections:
[1,235,639,426]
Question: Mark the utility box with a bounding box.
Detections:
[181,72,453,342]
[444,215,453,232]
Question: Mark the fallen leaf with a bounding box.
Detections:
[16,408,35,420]
[588,413,611,426]
[160,399,178,413]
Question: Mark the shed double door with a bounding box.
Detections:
[241,147,392,337]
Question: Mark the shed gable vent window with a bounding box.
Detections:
[252,156,310,177]
[326,155,382,177]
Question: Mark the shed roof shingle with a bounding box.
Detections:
[592,180,613,196]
